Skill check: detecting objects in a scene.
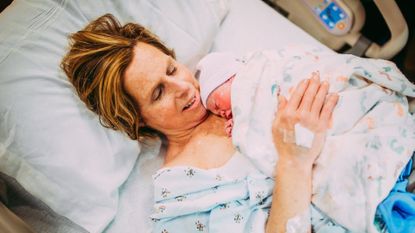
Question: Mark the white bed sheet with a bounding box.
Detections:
[104,0,330,232]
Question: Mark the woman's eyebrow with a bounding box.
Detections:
[167,57,174,71]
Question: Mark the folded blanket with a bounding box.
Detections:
[231,45,415,233]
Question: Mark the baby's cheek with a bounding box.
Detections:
[219,96,231,110]
[217,90,232,110]
[206,99,217,113]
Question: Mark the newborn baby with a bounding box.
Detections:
[197,52,314,146]
[197,52,240,137]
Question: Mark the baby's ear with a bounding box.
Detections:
[194,69,201,81]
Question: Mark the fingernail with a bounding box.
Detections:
[322,81,329,86]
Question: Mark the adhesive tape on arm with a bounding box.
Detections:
[294,124,314,148]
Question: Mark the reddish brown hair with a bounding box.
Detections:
[61,14,175,141]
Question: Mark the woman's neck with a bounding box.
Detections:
[164,113,227,161]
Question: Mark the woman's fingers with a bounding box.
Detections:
[310,81,329,117]
[277,95,288,112]
[286,78,310,113]
[298,73,321,112]
[275,72,338,133]
[319,93,339,123]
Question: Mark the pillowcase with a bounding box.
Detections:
[0,0,229,232]
[211,0,326,56]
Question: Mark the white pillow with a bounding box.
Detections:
[211,0,326,55]
[0,0,229,232]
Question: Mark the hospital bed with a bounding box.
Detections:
[0,0,412,232]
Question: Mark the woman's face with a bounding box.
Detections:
[123,42,208,135]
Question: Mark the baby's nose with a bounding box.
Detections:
[219,110,226,118]
[224,110,232,119]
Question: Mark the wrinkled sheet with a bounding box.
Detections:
[231,45,415,233]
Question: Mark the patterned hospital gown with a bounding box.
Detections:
[151,152,349,233]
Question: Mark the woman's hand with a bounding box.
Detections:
[272,72,339,168]
[266,72,339,233]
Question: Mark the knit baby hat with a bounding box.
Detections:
[196,52,243,108]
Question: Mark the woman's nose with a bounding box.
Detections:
[169,79,188,98]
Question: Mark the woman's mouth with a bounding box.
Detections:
[183,95,197,111]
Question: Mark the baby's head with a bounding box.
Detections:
[206,75,235,118]
[197,52,242,119]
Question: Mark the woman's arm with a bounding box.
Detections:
[266,73,338,233]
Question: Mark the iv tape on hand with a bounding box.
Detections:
[294,124,314,148]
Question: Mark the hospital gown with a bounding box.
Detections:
[151,152,348,233]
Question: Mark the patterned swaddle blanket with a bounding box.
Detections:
[231,44,415,232]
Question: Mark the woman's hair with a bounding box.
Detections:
[61,14,175,141]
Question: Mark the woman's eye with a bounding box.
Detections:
[168,66,176,75]
[154,86,163,101]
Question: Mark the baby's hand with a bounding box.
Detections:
[225,118,233,137]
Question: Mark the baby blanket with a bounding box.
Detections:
[231,45,415,233]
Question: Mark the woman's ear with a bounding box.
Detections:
[138,118,146,127]
[194,69,201,81]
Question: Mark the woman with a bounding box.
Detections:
[61,14,338,233]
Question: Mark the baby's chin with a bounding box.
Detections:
[206,108,220,117]
[208,109,220,116]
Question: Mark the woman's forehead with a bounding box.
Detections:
[124,43,169,102]
[126,43,166,80]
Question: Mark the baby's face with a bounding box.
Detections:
[206,76,234,119]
